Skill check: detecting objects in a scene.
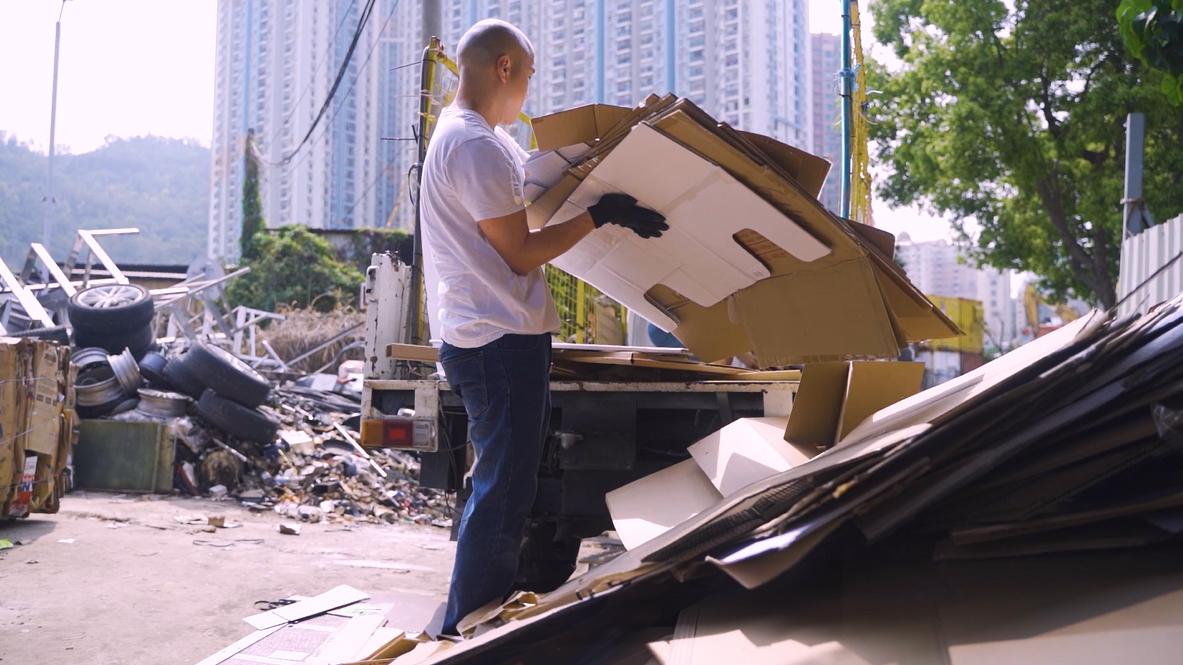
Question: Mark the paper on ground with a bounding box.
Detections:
[688,417,813,497]
[545,124,830,331]
[606,458,723,550]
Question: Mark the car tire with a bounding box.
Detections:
[161,355,206,399]
[138,351,170,388]
[67,284,155,334]
[196,389,279,443]
[186,343,271,407]
[73,322,155,357]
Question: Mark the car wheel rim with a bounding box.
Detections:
[76,285,144,309]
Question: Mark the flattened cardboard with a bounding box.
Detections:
[688,417,814,497]
[839,314,1098,446]
[546,124,830,329]
[785,361,925,449]
[606,458,722,550]
[737,130,830,198]
[526,98,958,366]
[244,585,370,630]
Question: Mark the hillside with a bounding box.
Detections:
[0,135,210,269]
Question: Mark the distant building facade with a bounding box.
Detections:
[209,0,813,260]
[809,32,842,214]
[895,235,1020,350]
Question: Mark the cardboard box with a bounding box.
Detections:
[525,98,962,366]
[0,337,76,517]
[785,361,925,449]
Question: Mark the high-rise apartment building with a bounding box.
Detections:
[810,32,842,213]
[209,0,813,259]
[208,0,408,261]
[895,235,1019,350]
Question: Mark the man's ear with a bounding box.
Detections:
[497,54,512,83]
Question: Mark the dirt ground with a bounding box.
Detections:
[0,492,455,665]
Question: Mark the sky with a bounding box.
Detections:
[0,0,953,242]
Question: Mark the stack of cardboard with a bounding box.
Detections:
[0,337,77,517]
[522,96,960,367]
[398,296,1183,664]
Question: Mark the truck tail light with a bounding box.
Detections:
[360,416,436,451]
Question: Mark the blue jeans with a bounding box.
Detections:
[439,333,552,635]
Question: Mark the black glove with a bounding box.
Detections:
[587,193,669,239]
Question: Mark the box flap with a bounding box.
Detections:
[530,103,632,151]
[733,260,901,367]
[784,363,851,449]
[836,361,925,442]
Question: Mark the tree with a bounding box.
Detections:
[240,130,265,261]
[869,0,1183,308]
[226,225,363,312]
[1118,0,1183,104]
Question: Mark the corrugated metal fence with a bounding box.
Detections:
[1117,214,1183,317]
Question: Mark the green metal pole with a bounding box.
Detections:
[839,0,854,219]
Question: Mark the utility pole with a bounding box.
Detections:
[839,0,854,220]
[407,0,442,345]
[1122,112,1154,237]
[45,1,68,249]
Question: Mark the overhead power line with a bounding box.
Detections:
[282,0,378,163]
[278,0,359,134]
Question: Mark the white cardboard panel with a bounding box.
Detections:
[688,417,812,497]
[606,458,722,551]
[545,124,830,328]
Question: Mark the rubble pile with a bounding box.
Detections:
[104,341,453,528]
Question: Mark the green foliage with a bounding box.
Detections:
[0,135,208,268]
[869,0,1183,307]
[226,225,363,313]
[240,132,265,260]
[345,228,414,273]
[1118,0,1183,103]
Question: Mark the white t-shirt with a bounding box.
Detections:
[420,106,560,348]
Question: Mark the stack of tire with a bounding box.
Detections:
[162,343,279,444]
[67,284,157,358]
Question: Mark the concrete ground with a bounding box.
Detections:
[0,492,455,665]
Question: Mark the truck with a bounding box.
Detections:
[358,253,798,591]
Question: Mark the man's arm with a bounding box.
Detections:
[479,210,595,276]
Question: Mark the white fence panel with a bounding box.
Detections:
[1117,214,1183,317]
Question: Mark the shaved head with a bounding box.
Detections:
[453,19,535,126]
[457,19,534,69]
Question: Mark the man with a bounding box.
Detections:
[419,19,667,636]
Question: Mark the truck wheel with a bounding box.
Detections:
[67,284,155,333]
[514,521,582,593]
[196,389,279,443]
[186,343,271,407]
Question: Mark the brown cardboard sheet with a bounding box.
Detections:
[672,547,1183,665]
[785,361,925,449]
[530,103,633,151]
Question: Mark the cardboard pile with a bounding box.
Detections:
[0,337,77,517]
[198,585,451,665]
[523,96,960,366]
[396,296,1183,664]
